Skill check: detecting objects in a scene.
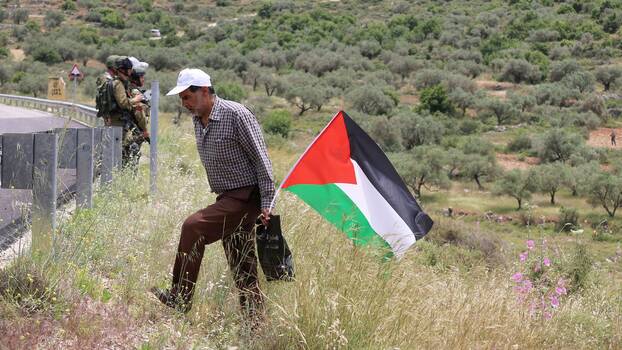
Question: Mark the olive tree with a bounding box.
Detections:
[461,153,499,190]
[348,85,396,115]
[393,112,445,149]
[12,8,29,24]
[548,59,582,82]
[499,59,541,84]
[530,162,570,204]
[390,146,450,198]
[561,71,595,93]
[493,169,537,210]
[582,171,622,217]
[283,72,334,115]
[595,65,622,91]
[44,11,64,29]
[478,98,518,125]
[535,129,583,163]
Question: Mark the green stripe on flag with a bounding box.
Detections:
[286,183,392,255]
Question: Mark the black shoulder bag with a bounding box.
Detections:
[256,215,295,281]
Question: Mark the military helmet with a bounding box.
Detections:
[115,56,133,70]
[132,62,149,76]
[105,55,120,69]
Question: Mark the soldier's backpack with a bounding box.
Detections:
[95,79,117,118]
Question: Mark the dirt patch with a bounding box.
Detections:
[488,90,507,99]
[85,59,105,69]
[400,94,419,105]
[476,80,517,100]
[10,49,25,62]
[587,127,622,149]
[476,80,517,91]
[496,153,539,170]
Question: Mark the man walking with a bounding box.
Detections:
[152,68,274,322]
[611,129,617,146]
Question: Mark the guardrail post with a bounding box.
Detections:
[101,127,114,186]
[77,128,94,208]
[150,80,159,196]
[32,132,58,255]
[93,127,102,179]
[56,128,78,169]
[1,134,34,190]
[113,126,123,170]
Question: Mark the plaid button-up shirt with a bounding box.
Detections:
[193,96,275,209]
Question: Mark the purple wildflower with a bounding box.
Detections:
[543,257,551,267]
[527,240,535,250]
[556,279,567,296]
[520,251,528,262]
[512,272,524,282]
[523,279,533,292]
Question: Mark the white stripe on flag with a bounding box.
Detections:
[336,160,417,257]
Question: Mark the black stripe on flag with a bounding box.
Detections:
[343,112,433,239]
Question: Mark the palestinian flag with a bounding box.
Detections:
[277,111,433,258]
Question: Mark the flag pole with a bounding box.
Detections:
[269,110,344,210]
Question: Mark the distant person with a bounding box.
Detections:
[96,55,119,87]
[611,129,617,146]
[125,60,151,168]
[151,68,274,325]
[108,57,144,167]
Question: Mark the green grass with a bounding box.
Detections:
[0,115,621,348]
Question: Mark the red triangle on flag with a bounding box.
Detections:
[281,111,356,188]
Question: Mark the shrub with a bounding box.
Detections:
[262,109,292,138]
[565,243,592,293]
[31,46,62,64]
[511,239,570,320]
[0,260,56,313]
[12,8,29,24]
[216,82,247,102]
[556,207,579,232]
[499,59,541,84]
[507,134,532,152]
[418,84,454,114]
[62,1,78,11]
[44,11,64,29]
[349,85,396,115]
[458,119,481,135]
[370,117,402,152]
[425,219,506,267]
[101,9,125,28]
[549,59,582,82]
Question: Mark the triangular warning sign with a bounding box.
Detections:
[70,64,81,76]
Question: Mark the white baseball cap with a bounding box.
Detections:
[166,68,212,96]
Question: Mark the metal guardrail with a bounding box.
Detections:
[0,93,103,127]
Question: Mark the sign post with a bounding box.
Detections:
[68,64,83,104]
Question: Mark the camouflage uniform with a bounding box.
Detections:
[107,57,142,167]
[124,63,151,168]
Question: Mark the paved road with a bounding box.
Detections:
[0,104,87,249]
[0,104,87,133]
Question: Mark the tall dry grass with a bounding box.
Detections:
[0,120,620,349]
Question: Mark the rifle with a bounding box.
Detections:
[121,110,150,144]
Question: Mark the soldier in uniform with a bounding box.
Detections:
[107,57,144,167]
[125,60,151,168]
[96,55,119,87]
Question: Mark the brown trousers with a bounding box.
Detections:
[172,185,263,313]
